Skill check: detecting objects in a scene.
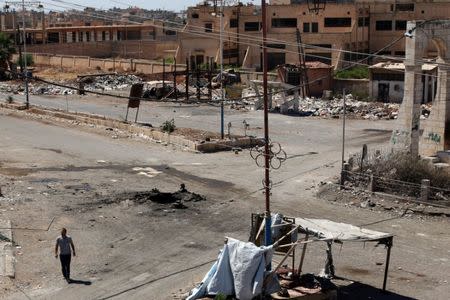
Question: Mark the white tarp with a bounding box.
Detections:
[187,238,278,300]
[295,218,393,242]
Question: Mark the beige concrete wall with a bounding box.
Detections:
[26,53,186,74]
[24,40,178,61]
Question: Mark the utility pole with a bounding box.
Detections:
[5,1,43,109]
[341,88,346,169]
[219,0,225,139]
[261,0,271,248]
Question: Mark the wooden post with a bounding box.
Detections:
[297,233,309,276]
[196,68,200,101]
[173,58,177,100]
[208,64,212,100]
[185,59,189,101]
[340,162,350,189]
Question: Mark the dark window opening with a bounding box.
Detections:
[192,13,199,19]
[245,22,261,31]
[324,17,352,27]
[394,51,405,56]
[358,17,369,27]
[305,52,331,64]
[205,23,213,33]
[267,44,286,49]
[396,3,414,11]
[376,20,392,31]
[303,22,310,33]
[102,31,106,41]
[86,32,90,42]
[272,18,297,28]
[165,30,176,36]
[230,18,238,28]
[311,22,318,33]
[377,50,392,55]
[395,20,407,30]
[373,73,404,81]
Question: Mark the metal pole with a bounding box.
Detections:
[185,58,189,100]
[341,88,346,170]
[220,0,225,140]
[21,0,29,109]
[262,0,271,249]
[382,237,393,292]
[173,57,177,100]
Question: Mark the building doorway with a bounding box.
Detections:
[378,83,389,102]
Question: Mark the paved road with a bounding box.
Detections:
[0,107,448,299]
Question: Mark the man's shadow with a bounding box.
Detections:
[68,278,92,285]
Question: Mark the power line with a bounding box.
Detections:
[40,0,450,68]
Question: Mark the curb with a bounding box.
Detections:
[0,103,264,153]
[0,219,15,278]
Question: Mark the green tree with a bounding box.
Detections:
[0,32,16,79]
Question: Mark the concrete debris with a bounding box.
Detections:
[82,74,142,91]
[0,74,142,96]
[240,88,433,119]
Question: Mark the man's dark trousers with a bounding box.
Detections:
[60,254,71,279]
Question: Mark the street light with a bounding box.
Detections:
[5,1,43,109]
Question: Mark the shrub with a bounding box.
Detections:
[16,53,34,68]
[161,119,175,133]
[335,66,369,79]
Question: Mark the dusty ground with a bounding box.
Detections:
[0,100,449,300]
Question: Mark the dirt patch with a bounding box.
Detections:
[0,167,34,176]
[341,266,371,276]
[173,127,240,141]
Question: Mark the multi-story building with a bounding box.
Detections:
[177,0,450,70]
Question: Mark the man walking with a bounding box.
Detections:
[55,228,76,282]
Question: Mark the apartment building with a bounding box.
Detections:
[178,0,450,70]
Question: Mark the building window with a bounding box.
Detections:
[311,22,318,33]
[324,17,352,27]
[376,20,392,31]
[245,22,261,31]
[396,3,414,11]
[165,30,176,36]
[303,22,310,33]
[191,13,199,19]
[267,44,286,49]
[102,31,106,41]
[78,32,83,42]
[71,32,76,42]
[230,18,238,28]
[378,50,392,55]
[395,20,407,30]
[358,17,369,27]
[205,23,213,32]
[394,51,405,56]
[272,18,297,28]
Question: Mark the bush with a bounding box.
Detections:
[359,151,450,191]
[16,53,34,68]
[161,119,175,133]
[335,66,369,79]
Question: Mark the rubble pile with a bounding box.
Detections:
[297,97,401,120]
[0,74,142,96]
[82,74,142,91]
[240,88,433,120]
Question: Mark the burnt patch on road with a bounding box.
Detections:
[98,184,206,210]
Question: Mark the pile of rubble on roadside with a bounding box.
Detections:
[0,74,143,96]
[239,88,432,120]
[80,74,142,91]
